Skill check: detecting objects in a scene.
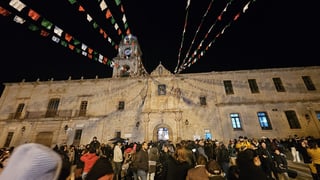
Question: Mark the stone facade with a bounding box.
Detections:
[0,65,319,147]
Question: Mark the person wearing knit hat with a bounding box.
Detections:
[0,143,62,180]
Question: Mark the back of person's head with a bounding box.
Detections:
[236,148,259,167]
[308,139,318,149]
[89,146,97,153]
[206,159,222,175]
[174,146,189,163]
[196,154,207,165]
[135,143,142,152]
[0,143,62,180]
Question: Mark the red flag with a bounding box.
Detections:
[233,13,240,21]
[0,7,12,16]
[126,28,130,35]
[28,9,40,21]
[65,33,72,42]
[68,44,75,50]
[40,30,50,37]
[78,5,85,12]
[106,9,112,19]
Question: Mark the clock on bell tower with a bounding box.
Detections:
[112,34,146,78]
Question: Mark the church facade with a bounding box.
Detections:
[0,35,319,147]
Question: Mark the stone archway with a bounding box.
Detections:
[152,123,173,142]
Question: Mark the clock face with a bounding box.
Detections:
[124,47,132,56]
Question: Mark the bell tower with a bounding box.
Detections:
[112,34,146,78]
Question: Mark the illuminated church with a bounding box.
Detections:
[0,35,319,147]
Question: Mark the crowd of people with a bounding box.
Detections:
[0,134,320,180]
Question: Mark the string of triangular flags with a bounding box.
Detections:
[175,0,192,74]
[1,0,120,66]
[67,0,131,50]
[175,0,215,74]
[175,0,256,74]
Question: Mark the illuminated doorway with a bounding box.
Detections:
[153,124,172,142]
[158,127,169,141]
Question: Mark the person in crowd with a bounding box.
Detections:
[186,154,208,180]
[147,143,159,180]
[89,136,101,155]
[307,139,320,179]
[134,141,149,180]
[130,143,142,180]
[216,141,230,177]
[204,140,215,161]
[236,148,268,180]
[68,145,76,165]
[197,139,209,161]
[288,135,301,163]
[85,156,114,180]
[179,140,196,168]
[81,145,99,180]
[206,159,225,180]
[258,141,277,180]
[113,141,124,180]
[166,145,193,180]
[0,149,11,175]
[0,143,62,180]
[54,144,72,180]
[300,137,318,180]
[273,148,289,180]
[235,136,251,152]
[123,142,136,180]
[226,164,240,180]
[157,143,173,180]
[74,144,86,180]
[227,139,238,166]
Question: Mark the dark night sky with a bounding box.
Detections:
[0,0,318,94]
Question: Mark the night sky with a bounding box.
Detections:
[0,0,318,94]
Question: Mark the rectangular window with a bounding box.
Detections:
[204,130,212,140]
[302,76,316,91]
[248,79,259,93]
[273,77,285,92]
[14,103,25,119]
[79,101,88,116]
[118,101,125,110]
[230,113,242,130]
[116,131,121,138]
[45,98,60,117]
[4,132,14,147]
[199,96,207,106]
[257,112,272,130]
[223,80,234,95]
[158,84,166,95]
[284,110,301,129]
[73,129,82,146]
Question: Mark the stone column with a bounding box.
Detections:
[143,113,151,142]
[175,111,182,142]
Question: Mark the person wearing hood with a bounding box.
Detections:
[80,145,99,180]
[0,143,62,180]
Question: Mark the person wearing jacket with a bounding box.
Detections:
[273,148,289,180]
[134,142,149,180]
[80,145,99,180]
